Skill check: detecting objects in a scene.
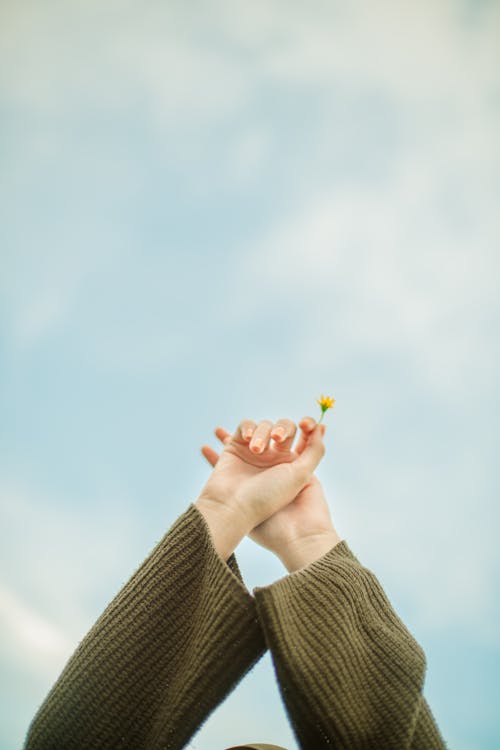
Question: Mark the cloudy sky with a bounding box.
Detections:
[1,1,499,748]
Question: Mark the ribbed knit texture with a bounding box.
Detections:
[24,502,447,750]
[253,540,447,749]
[24,503,267,750]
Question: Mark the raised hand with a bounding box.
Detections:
[200,417,341,570]
[195,416,326,562]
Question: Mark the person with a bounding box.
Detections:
[24,415,447,749]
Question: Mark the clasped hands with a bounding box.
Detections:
[195,416,341,573]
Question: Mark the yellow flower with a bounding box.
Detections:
[316,394,336,424]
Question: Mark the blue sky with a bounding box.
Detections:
[1,1,499,748]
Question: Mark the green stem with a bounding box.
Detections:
[317,411,325,424]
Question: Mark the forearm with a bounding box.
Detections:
[25,504,266,750]
[195,496,249,562]
[252,541,445,749]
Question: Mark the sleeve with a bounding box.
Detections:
[252,540,448,750]
[24,503,267,750]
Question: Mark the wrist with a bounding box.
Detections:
[277,530,342,573]
[194,496,249,563]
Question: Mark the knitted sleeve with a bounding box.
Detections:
[253,540,448,750]
[24,503,267,750]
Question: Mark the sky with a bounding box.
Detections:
[1,0,499,748]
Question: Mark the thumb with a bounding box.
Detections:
[293,424,326,477]
[201,445,219,467]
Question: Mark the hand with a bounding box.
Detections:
[201,417,341,570]
[196,417,326,560]
[250,473,341,572]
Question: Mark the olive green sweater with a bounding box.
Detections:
[24,503,447,750]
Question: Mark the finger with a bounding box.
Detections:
[201,445,219,467]
[294,423,326,477]
[214,426,232,446]
[234,419,258,444]
[249,419,274,454]
[270,418,297,452]
[295,416,318,455]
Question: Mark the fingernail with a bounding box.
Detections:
[252,438,263,452]
[244,428,253,440]
[271,427,286,441]
[320,425,326,436]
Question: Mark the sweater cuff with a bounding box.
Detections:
[252,538,358,601]
[252,538,426,685]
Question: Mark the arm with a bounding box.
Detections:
[252,535,448,750]
[205,418,447,748]
[24,503,266,750]
[25,416,326,750]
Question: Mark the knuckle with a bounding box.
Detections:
[239,418,256,433]
[237,421,253,442]
[258,419,273,431]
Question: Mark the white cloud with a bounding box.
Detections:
[0,215,123,347]
[2,0,499,140]
[220,0,500,104]
[0,581,72,674]
[0,1,254,122]
[0,480,143,659]
[232,146,499,400]
[2,0,499,363]
[226,128,272,185]
[326,458,500,647]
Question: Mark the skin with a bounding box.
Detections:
[195,416,341,572]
